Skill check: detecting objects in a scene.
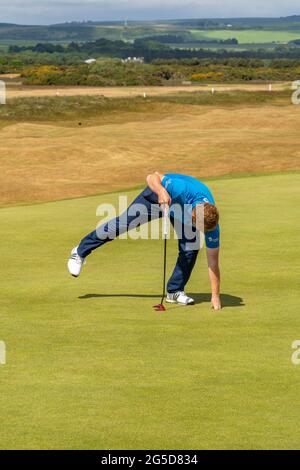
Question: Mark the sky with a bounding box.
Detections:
[0,0,299,25]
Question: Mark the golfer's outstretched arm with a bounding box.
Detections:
[146,172,171,205]
[206,247,221,310]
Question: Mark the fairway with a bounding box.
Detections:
[0,172,299,449]
[190,29,300,43]
[5,83,288,100]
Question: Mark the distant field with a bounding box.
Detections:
[190,29,300,44]
[92,25,125,40]
[1,17,300,45]
[170,42,279,51]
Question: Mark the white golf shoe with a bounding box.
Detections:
[166,291,195,306]
[67,246,86,277]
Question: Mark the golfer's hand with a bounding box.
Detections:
[158,188,171,206]
[211,294,221,311]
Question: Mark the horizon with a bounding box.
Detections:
[1,14,300,27]
[1,0,300,26]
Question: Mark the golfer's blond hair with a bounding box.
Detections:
[204,203,219,231]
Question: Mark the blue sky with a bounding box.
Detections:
[0,0,299,25]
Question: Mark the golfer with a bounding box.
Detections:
[68,172,221,310]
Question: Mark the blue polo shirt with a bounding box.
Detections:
[162,173,220,249]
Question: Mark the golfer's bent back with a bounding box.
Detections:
[68,172,221,310]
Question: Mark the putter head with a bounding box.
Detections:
[153,304,166,312]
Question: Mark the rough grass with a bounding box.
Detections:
[0,173,299,449]
[0,90,291,123]
[154,90,291,107]
[0,94,299,207]
[0,95,156,123]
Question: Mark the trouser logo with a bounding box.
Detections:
[0,341,6,365]
[0,80,6,105]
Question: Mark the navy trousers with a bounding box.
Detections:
[77,188,199,293]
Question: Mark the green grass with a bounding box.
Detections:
[190,29,300,44]
[0,173,299,449]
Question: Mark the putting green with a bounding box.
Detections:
[0,173,299,449]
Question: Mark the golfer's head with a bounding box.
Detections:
[192,203,219,232]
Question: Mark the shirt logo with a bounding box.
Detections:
[165,178,172,189]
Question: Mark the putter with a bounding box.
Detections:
[154,203,169,312]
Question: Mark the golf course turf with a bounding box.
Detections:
[0,172,299,449]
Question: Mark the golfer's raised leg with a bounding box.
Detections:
[67,188,161,277]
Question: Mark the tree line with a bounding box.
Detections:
[7,37,300,62]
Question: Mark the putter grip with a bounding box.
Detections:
[163,204,169,237]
